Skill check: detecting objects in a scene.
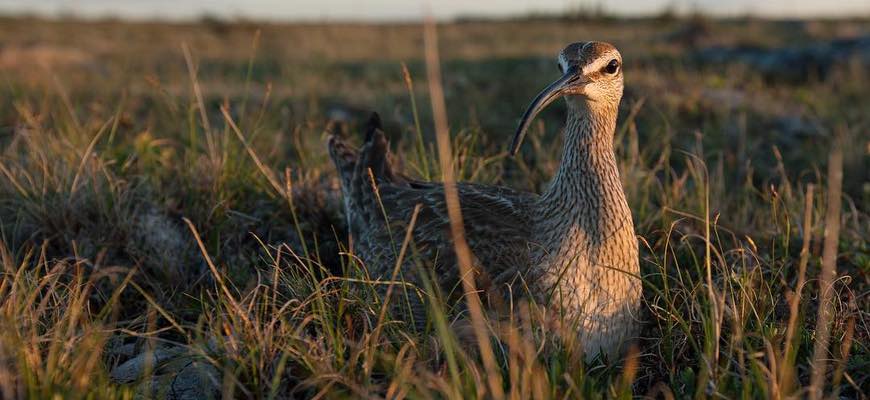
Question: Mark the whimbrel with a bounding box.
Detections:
[328,41,640,360]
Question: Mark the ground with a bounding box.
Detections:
[0,15,868,399]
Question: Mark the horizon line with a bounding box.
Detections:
[2,8,869,25]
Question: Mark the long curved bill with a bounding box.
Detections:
[510,66,584,156]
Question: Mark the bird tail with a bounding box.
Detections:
[327,112,398,189]
[327,130,357,195]
[356,112,398,183]
[327,112,402,237]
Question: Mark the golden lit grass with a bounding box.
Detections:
[0,16,867,399]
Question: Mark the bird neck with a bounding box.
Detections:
[530,101,639,342]
[530,100,634,262]
[538,102,623,213]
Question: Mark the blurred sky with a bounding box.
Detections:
[1,0,868,21]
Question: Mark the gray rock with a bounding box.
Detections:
[110,347,182,383]
[112,346,221,400]
[107,342,138,358]
[167,360,220,400]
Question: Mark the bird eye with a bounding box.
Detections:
[604,59,620,74]
[557,63,564,73]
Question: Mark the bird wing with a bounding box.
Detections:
[328,112,536,292]
[358,180,537,290]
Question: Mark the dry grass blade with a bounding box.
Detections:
[780,183,813,394]
[128,280,188,339]
[367,203,422,372]
[401,62,430,180]
[182,42,217,159]
[376,203,423,326]
[809,132,844,400]
[51,73,82,133]
[70,117,112,195]
[183,217,253,328]
[422,16,504,400]
[222,105,284,195]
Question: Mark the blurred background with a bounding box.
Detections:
[1,0,867,281]
[2,0,866,185]
[3,0,870,20]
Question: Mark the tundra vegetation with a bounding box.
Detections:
[0,15,867,399]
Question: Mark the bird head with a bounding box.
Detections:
[511,41,624,155]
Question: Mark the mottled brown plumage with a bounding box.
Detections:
[328,41,640,360]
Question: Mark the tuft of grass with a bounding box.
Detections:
[0,242,135,399]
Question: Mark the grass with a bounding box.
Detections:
[0,15,868,399]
